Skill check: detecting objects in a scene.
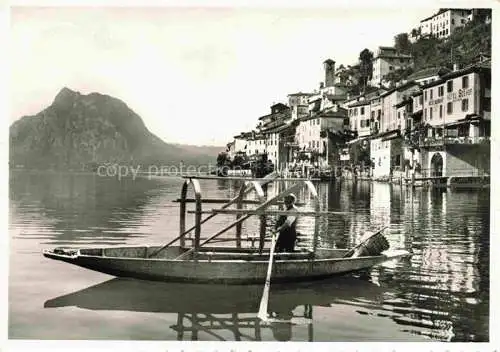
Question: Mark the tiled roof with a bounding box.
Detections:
[421,61,491,89]
[394,98,412,108]
[380,81,418,97]
[370,129,401,141]
[348,100,370,108]
[420,8,471,22]
[326,94,347,101]
[287,92,315,97]
[257,108,291,121]
[408,67,451,81]
[377,54,413,60]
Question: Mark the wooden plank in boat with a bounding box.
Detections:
[187,209,349,216]
[182,176,321,181]
[173,198,306,206]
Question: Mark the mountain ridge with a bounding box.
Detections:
[10,87,223,171]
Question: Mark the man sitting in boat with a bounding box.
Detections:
[274,193,298,252]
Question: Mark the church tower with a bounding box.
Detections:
[323,59,336,88]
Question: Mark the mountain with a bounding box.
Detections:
[9,87,223,171]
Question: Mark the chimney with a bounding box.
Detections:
[320,82,324,89]
[453,63,460,71]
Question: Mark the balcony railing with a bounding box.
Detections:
[419,136,490,147]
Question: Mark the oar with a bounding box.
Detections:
[148,172,278,258]
[343,225,389,258]
[257,230,280,322]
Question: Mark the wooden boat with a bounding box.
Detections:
[43,173,411,284]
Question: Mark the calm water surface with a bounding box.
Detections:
[9,171,489,342]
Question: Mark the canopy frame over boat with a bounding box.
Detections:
[171,173,323,258]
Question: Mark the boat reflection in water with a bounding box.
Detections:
[44,275,383,341]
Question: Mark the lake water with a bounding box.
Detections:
[8,171,490,342]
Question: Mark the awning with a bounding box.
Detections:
[444,115,484,128]
[381,130,401,141]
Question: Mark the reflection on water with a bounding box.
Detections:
[43,276,381,342]
[9,171,490,341]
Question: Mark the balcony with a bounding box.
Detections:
[419,136,490,147]
[283,137,300,148]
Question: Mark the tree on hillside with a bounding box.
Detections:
[394,33,412,54]
[410,28,421,40]
[383,67,414,87]
[358,49,374,92]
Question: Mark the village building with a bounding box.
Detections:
[370,130,403,180]
[380,81,420,133]
[369,81,420,179]
[370,47,413,88]
[417,61,491,178]
[369,95,384,134]
[231,132,253,155]
[257,102,291,169]
[419,8,472,39]
[347,100,371,138]
[246,132,266,157]
[294,105,348,170]
[288,92,314,120]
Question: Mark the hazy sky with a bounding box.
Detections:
[10,6,443,145]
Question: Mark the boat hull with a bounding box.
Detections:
[43,246,410,284]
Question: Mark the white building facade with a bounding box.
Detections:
[419,9,472,39]
[370,47,413,87]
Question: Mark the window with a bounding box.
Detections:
[430,89,433,100]
[371,111,375,119]
[424,90,427,101]
[452,18,455,25]
[462,75,469,89]
[446,29,449,35]
[354,108,358,116]
[447,80,453,92]
[429,107,433,120]
[398,111,401,120]
[424,108,427,120]
[462,99,468,111]
[389,66,394,71]
[447,102,453,114]
[361,107,365,114]
[438,86,444,96]
[419,95,423,104]
[439,105,443,118]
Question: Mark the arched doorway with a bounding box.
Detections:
[430,153,443,177]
